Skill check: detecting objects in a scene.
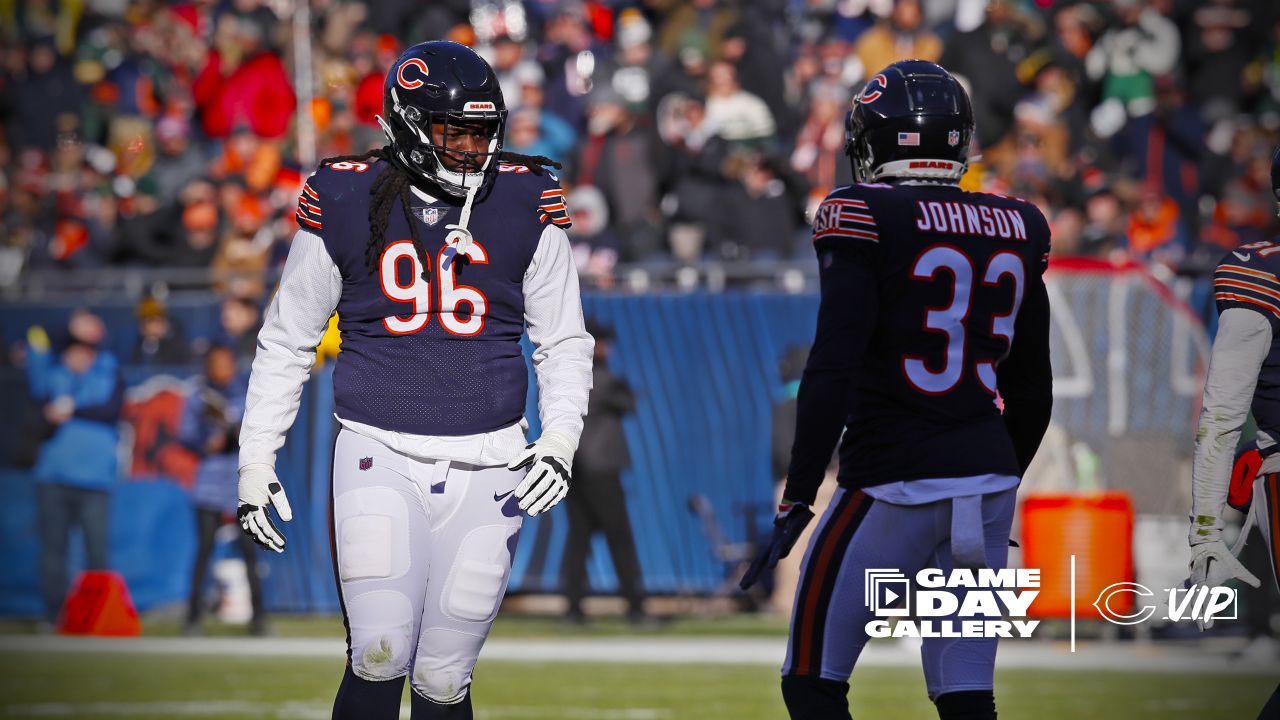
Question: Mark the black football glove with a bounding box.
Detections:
[740,500,815,591]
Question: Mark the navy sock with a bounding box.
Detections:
[934,690,996,720]
[781,674,851,720]
[411,689,473,720]
[332,666,403,720]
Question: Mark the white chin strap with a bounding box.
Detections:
[871,159,967,182]
[442,134,500,256]
[445,184,479,256]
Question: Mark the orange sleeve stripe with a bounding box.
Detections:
[1217,278,1280,302]
[1216,292,1280,317]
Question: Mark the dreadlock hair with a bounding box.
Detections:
[317,147,563,282]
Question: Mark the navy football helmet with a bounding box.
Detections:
[379,41,507,197]
[845,60,974,183]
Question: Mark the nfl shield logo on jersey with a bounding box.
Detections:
[421,206,444,227]
[948,130,960,147]
[359,457,373,471]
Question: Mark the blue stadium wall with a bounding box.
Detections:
[0,292,821,615]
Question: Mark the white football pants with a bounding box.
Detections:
[331,428,524,703]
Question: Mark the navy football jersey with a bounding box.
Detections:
[787,182,1053,500]
[297,159,571,436]
[1213,240,1280,458]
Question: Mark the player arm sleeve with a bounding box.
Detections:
[996,271,1053,476]
[1191,307,1272,534]
[238,229,342,470]
[523,223,594,450]
[783,242,879,506]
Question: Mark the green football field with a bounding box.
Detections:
[0,650,1275,719]
[0,615,1275,719]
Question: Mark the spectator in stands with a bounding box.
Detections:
[656,0,739,65]
[505,107,576,171]
[25,310,122,629]
[720,2,791,135]
[179,343,266,636]
[537,7,601,132]
[572,87,663,262]
[8,36,83,153]
[1085,0,1181,130]
[1112,75,1207,225]
[718,152,809,260]
[132,296,193,366]
[1079,184,1130,258]
[790,80,854,212]
[852,0,942,83]
[149,115,205,206]
[112,176,176,266]
[192,13,295,139]
[598,10,672,119]
[1125,188,1192,264]
[939,0,1039,150]
[491,34,531,111]
[170,179,222,269]
[703,61,776,147]
[657,93,728,262]
[219,295,261,365]
[562,320,647,625]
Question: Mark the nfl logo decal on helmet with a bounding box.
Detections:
[845,59,974,183]
[359,457,373,471]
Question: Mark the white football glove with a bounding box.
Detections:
[507,430,574,517]
[1190,539,1261,591]
[1188,517,1261,630]
[238,463,293,553]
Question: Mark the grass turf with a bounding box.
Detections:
[0,651,1273,720]
[0,612,792,639]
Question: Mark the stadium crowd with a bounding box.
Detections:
[3,0,1279,295]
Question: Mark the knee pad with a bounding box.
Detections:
[335,488,411,582]
[934,690,996,720]
[348,590,415,680]
[412,657,470,704]
[441,525,516,623]
[781,674,851,720]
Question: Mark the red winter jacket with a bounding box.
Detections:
[194,50,296,138]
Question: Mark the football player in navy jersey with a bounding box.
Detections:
[235,41,592,720]
[1188,150,1280,623]
[741,60,1053,720]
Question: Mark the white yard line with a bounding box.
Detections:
[0,635,1275,675]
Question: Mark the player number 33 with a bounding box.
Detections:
[904,245,1025,395]
[379,240,489,336]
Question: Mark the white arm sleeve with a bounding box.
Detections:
[523,223,594,452]
[239,229,342,470]
[1191,307,1272,537]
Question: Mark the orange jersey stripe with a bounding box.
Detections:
[1216,279,1280,302]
